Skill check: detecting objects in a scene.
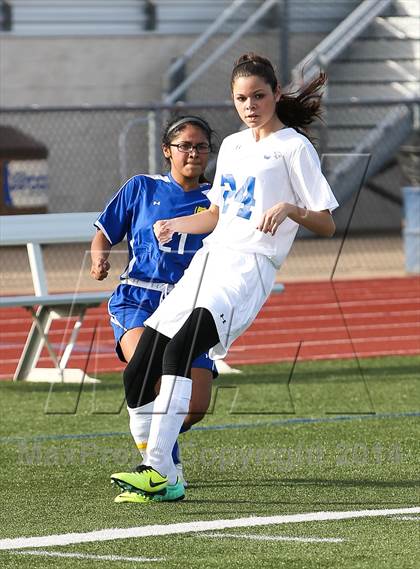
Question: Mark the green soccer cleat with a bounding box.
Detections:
[111,464,168,494]
[114,479,185,503]
[114,491,155,504]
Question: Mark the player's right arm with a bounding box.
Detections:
[154,204,219,245]
[91,177,135,280]
[90,229,112,280]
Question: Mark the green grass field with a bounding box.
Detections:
[0,355,419,568]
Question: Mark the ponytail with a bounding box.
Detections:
[276,72,326,139]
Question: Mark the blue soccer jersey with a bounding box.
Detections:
[95,173,211,284]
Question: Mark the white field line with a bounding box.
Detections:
[198,532,344,543]
[11,550,163,563]
[0,507,419,551]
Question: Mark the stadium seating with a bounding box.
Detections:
[153,1,269,33]
[5,0,364,35]
[6,0,151,34]
[318,0,419,229]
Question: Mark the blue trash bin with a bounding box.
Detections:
[402,186,420,273]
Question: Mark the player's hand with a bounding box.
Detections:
[257,202,291,236]
[154,220,175,244]
[90,258,110,280]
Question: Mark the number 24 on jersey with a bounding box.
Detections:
[221,175,256,220]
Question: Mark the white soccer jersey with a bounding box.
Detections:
[145,127,339,359]
[204,127,339,268]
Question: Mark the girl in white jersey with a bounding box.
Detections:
[111,53,339,502]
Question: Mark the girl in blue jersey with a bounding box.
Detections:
[90,115,217,501]
[111,53,338,503]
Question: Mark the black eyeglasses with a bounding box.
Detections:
[169,142,211,154]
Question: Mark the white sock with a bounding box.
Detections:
[127,400,155,457]
[146,375,192,484]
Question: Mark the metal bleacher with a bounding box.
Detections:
[153,0,266,34]
[153,0,366,34]
[297,0,419,218]
[6,0,151,34]
[4,0,364,36]
[162,0,419,232]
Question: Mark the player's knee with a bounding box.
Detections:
[123,360,155,408]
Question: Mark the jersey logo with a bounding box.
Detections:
[219,313,227,324]
[194,206,208,213]
[153,200,161,206]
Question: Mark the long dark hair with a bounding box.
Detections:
[231,53,326,140]
[162,115,215,183]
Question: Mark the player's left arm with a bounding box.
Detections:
[260,142,337,237]
[258,203,335,237]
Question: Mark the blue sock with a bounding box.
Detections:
[171,424,191,464]
[171,439,180,464]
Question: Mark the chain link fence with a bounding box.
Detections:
[0,104,240,213]
[0,98,418,294]
[1,99,417,212]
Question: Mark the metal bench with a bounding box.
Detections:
[0,211,106,382]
